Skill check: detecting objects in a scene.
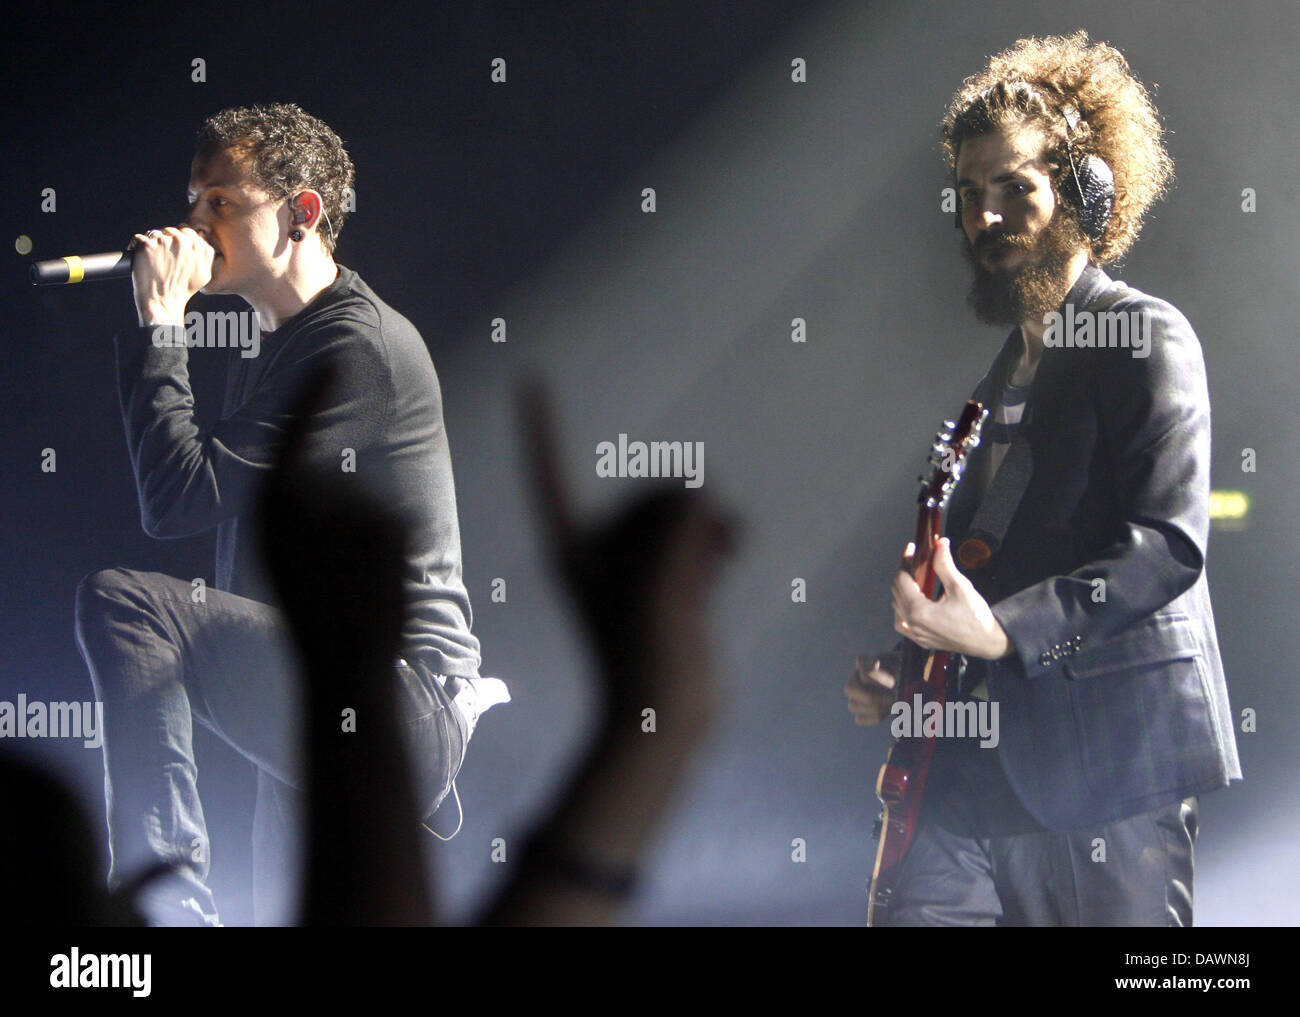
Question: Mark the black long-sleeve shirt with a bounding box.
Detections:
[115,265,481,679]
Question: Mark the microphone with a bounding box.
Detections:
[30,249,134,285]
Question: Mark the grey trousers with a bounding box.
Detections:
[880,734,1197,926]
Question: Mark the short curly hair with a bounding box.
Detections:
[941,31,1173,265]
[195,103,354,255]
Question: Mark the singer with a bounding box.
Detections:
[74,103,500,925]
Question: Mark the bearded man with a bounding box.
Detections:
[846,32,1241,926]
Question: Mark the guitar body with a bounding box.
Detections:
[866,401,986,928]
[866,644,960,925]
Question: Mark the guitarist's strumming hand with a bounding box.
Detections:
[891,537,1012,660]
[845,649,901,726]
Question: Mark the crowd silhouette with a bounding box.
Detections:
[1,373,733,926]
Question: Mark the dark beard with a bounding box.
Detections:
[962,210,1086,326]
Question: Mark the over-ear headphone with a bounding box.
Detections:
[1059,105,1114,243]
[953,105,1115,245]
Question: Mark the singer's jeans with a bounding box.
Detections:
[75,567,469,925]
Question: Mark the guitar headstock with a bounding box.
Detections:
[917,401,988,510]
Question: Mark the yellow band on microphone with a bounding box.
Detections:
[65,256,84,283]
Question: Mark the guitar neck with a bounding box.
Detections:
[910,504,942,601]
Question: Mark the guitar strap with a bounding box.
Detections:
[957,438,1032,569]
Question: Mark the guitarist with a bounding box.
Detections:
[845,31,1241,925]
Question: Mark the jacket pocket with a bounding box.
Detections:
[1064,615,1219,799]
[1061,612,1198,680]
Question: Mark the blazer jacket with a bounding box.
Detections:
[943,263,1243,829]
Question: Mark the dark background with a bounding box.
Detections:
[2,0,1295,925]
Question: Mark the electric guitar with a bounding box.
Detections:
[866,400,987,927]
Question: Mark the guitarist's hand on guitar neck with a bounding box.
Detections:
[891,536,1012,661]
